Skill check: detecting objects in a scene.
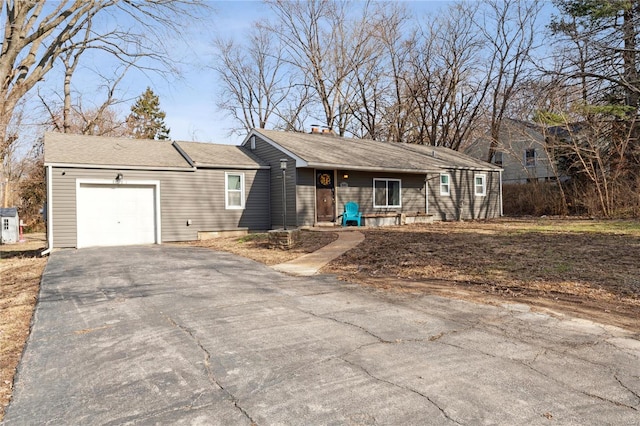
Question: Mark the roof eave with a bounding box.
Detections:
[193,164,270,170]
[44,162,196,172]
[245,129,309,167]
[305,162,441,174]
[444,165,503,171]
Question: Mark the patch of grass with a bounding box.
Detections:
[503,219,640,236]
[237,233,268,243]
[553,262,572,274]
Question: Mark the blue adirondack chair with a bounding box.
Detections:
[342,201,362,227]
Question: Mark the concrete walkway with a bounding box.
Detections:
[272,230,364,276]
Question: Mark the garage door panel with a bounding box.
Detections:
[77,184,157,248]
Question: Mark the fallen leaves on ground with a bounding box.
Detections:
[182,230,338,265]
[325,219,640,330]
[0,240,47,421]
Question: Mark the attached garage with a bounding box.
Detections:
[76,181,160,248]
[44,132,271,250]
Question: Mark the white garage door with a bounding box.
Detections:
[77,183,157,248]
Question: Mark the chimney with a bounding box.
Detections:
[310,125,321,134]
[321,126,335,136]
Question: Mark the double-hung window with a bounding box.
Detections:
[373,178,401,208]
[525,148,536,167]
[440,173,451,196]
[225,172,245,209]
[474,174,486,196]
[2,219,8,231]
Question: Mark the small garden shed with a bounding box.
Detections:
[0,207,19,244]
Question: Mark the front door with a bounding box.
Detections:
[316,170,335,222]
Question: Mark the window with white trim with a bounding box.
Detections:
[440,173,451,196]
[2,218,8,231]
[474,174,486,196]
[225,172,245,209]
[525,148,536,167]
[373,178,401,208]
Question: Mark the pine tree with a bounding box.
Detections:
[127,87,171,140]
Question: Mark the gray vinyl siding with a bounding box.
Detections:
[428,169,501,221]
[296,169,316,226]
[246,136,296,228]
[334,171,427,216]
[50,166,270,248]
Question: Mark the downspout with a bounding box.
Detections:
[499,170,504,217]
[41,165,53,256]
[425,174,429,215]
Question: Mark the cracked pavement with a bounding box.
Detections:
[4,245,639,425]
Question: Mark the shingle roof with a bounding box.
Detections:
[0,207,17,217]
[174,141,267,169]
[252,129,499,172]
[398,143,501,171]
[44,132,193,169]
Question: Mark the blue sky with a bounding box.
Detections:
[54,1,454,146]
[149,1,451,145]
[36,0,554,147]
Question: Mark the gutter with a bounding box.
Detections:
[194,163,271,170]
[307,162,441,175]
[41,165,53,256]
[44,162,195,172]
[425,174,429,215]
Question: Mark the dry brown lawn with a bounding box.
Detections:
[182,230,339,265]
[0,234,47,420]
[326,219,640,331]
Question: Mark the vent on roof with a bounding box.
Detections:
[432,150,437,158]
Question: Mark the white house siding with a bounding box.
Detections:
[50,167,270,248]
[428,169,501,221]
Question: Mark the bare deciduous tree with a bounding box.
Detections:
[405,3,489,149]
[265,0,377,136]
[213,26,299,135]
[347,2,412,141]
[480,0,543,162]
[544,114,636,217]
[39,64,132,137]
[0,0,205,161]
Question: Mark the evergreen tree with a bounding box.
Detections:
[127,87,171,140]
[550,0,640,113]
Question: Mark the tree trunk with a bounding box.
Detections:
[63,63,73,134]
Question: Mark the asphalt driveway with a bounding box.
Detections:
[4,245,639,425]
